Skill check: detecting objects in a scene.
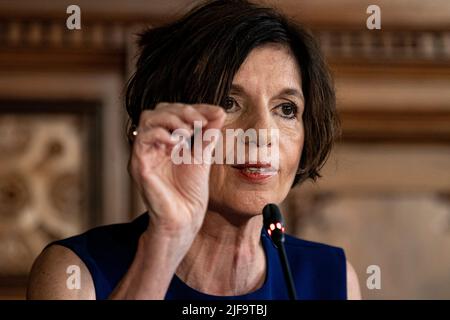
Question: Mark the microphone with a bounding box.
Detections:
[262,203,298,300]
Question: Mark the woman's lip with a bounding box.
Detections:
[231,166,278,183]
[231,163,278,169]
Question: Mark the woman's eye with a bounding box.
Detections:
[276,103,298,119]
[223,97,241,113]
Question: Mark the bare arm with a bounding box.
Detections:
[27,103,225,300]
[346,260,362,300]
[109,231,189,299]
[27,245,95,300]
[27,232,190,300]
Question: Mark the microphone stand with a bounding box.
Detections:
[263,203,298,300]
[270,228,297,300]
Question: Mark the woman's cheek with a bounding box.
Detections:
[280,123,304,178]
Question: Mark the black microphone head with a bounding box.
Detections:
[262,203,285,242]
[263,203,283,227]
[262,203,275,225]
[262,205,296,299]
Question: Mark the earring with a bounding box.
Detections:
[129,124,138,141]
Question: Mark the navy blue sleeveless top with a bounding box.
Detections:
[49,213,347,300]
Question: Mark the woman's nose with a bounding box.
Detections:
[241,107,274,147]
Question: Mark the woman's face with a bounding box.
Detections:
[208,44,304,217]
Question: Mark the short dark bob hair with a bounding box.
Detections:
[126,0,340,186]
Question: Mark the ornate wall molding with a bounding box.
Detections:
[0,19,127,50]
[1,17,449,66]
[318,29,450,64]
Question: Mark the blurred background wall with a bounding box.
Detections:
[0,0,449,299]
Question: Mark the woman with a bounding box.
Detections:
[27,0,361,300]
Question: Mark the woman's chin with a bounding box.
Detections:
[218,191,281,217]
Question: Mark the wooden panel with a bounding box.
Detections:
[0,0,449,29]
[282,143,450,299]
[340,110,450,143]
[0,100,102,298]
[319,143,450,192]
[285,191,450,299]
[0,72,131,225]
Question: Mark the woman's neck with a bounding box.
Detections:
[175,210,266,296]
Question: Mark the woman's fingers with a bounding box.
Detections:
[134,126,177,154]
[155,102,225,128]
[155,103,209,126]
[195,104,226,131]
[141,110,193,134]
[190,104,226,122]
[134,102,226,165]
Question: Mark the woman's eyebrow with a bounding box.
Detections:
[276,88,304,103]
[230,84,304,103]
[229,84,247,96]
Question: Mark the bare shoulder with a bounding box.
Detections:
[346,260,362,300]
[27,244,95,300]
